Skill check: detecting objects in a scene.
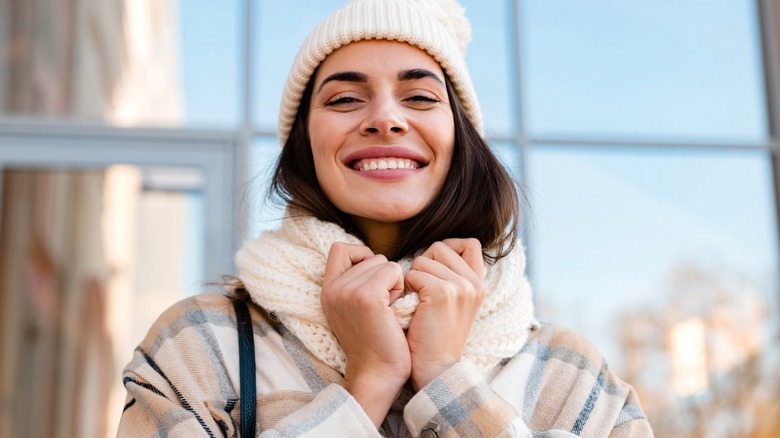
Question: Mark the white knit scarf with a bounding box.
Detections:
[235,212,535,375]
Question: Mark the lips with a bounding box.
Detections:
[343,146,428,172]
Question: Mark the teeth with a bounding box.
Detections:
[358,158,418,171]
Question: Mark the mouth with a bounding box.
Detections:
[351,158,421,171]
[344,146,428,172]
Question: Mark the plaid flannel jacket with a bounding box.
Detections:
[118,293,653,437]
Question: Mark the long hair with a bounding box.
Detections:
[269,71,520,263]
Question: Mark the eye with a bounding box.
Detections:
[407,95,440,103]
[325,95,362,107]
[404,94,442,108]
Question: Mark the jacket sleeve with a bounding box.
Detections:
[118,348,232,437]
[487,324,654,438]
[403,360,539,437]
[258,384,380,437]
[402,355,653,438]
[117,294,383,437]
[119,366,380,437]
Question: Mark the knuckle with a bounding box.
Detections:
[320,285,338,304]
[372,254,388,263]
[330,242,347,251]
[466,238,482,248]
[430,241,448,252]
[387,261,403,275]
[328,242,349,258]
[410,257,425,270]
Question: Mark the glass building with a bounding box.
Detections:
[0,0,778,436]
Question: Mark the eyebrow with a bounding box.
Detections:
[317,71,368,93]
[316,68,445,93]
[397,68,444,85]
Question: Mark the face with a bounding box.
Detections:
[308,40,455,243]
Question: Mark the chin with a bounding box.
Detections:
[351,205,426,224]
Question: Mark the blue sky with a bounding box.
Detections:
[179,0,778,369]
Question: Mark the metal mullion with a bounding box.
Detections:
[232,0,255,252]
[509,0,535,279]
[758,0,780,319]
[251,129,277,139]
[0,117,240,284]
[0,117,237,145]
[508,0,528,189]
[0,132,235,283]
[526,136,771,151]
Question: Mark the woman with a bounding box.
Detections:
[118,0,653,436]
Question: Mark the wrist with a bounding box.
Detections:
[343,373,406,428]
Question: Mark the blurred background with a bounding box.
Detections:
[0,0,778,436]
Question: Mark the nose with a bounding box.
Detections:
[359,97,408,136]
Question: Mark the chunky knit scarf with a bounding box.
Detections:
[235,212,535,375]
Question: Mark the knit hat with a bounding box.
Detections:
[278,0,483,145]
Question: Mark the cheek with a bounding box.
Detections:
[307,114,352,161]
[308,119,333,167]
[437,128,456,170]
[308,143,344,205]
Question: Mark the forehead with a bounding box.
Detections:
[314,40,445,81]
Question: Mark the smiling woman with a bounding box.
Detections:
[116,0,653,436]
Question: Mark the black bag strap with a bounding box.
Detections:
[234,298,256,437]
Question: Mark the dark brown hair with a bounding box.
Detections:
[269,72,520,263]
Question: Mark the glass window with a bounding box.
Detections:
[488,141,523,181]
[522,0,766,141]
[179,0,242,127]
[254,1,342,131]
[0,165,206,437]
[527,146,779,434]
[0,0,241,128]
[247,137,285,238]
[462,0,515,136]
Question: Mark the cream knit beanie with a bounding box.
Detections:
[278,0,483,145]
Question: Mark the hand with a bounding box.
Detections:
[320,242,410,427]
[404,238,486,390]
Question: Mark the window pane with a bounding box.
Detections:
[254,1,342,131]
[522,0,766,141]
[0,165,206,437]
[179,0,241,127]
[489,141,523,181]
[462,0,515,135]
[247,137,284,238]
[0,0,240,128]
[527,146,779,434]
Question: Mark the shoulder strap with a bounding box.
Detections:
[233,298,256,437]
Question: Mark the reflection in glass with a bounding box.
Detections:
[0,166,205,438]
[0,0,240,127]
[528,146,779,435]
